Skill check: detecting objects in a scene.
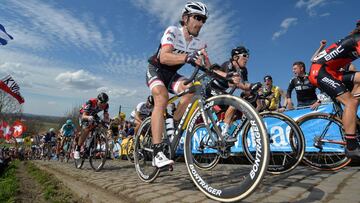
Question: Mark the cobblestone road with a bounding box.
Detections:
[33,159,360,203]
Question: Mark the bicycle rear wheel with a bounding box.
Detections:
[134,117,160,182]
[89,130,108,172]
[242,111,305,174]
[184,95,269,202]
[297,113,350,170]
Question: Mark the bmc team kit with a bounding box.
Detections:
[74,116,109,172]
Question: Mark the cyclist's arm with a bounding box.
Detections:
[236,82,251,91]
[104,112,110,122]
[311,40,326,62]
[286,79,295,109]
[134,112,143,123]
[159,45,187,66]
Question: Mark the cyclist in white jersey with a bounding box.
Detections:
[146,1,211,168]
[129,96,154,135]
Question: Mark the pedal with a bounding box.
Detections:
[159,164,174,172]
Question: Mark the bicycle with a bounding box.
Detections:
[296,94,360,170]
[240,91,305,174]
[134,64,270,202]
[74,116,109,172]
[59,136,75,163]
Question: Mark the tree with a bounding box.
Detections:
[58,105,81,131]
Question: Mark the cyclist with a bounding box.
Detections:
[146,1,211,167]
[209,46,262,142]
[74,92,110,159]
[57,119,76,156]
[308,22,360,158]
[129,96,154,135]
[41,128,56,157]
[286,61,320,110]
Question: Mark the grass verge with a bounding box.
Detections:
[26,162,76,203]
[0,160,19,203]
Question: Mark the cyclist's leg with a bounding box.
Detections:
[317,67,360,156]
[74,119,91,159]
[171,76,193,122]
[134,118,142,136]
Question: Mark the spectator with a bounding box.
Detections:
[258,75,281,111]
[286,61,320,110]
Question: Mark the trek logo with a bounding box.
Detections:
[314,45,345,61]
[321,77,340,89]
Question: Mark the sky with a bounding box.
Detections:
[0,0,359,117]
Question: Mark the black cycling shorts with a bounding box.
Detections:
[317,67,356,98]
[146,64,185,94]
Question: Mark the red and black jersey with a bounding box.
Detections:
[312,33,360,70]
[79,98,109,116]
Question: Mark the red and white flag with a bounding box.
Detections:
[12,120,26,138]
[0,75,25,104]
[0,121,12,140]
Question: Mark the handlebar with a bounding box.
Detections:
[183,64,235,86]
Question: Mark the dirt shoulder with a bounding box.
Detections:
[35,162,127,203]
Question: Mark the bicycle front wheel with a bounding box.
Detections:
[89,130,108,172]
[184,95,269,202]
[297,113,350,170]
[242,111,305,174]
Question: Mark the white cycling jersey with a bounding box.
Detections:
[149,26,207,71]
[130,102,152,119]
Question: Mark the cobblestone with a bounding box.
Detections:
[33,160,360,203]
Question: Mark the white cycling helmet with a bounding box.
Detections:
[182,1,209,18]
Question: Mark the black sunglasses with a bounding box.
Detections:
[192,15,207,23]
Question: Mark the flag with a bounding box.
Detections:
[0,24,13,46]
[12,120,26,138]
[0,121,12,140]
[0,75,25,104]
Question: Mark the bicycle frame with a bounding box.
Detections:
[165,79,222,160]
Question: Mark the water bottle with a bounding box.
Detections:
[165,116,175,142]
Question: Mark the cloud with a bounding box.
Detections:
[2,0,113,52]
[272,18,298,40]
[96,86,137,98]
[55,70,101,90]
[319,12,330,17]
[295,0,327,16]
[132,0,237,62]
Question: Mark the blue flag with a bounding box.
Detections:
[0,24,13,46]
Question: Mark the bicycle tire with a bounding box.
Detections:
[242,111,305,174]
[184,95,269,202]
[134,117,160,182]
[296,112,350,170]
[89,130,108,172]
